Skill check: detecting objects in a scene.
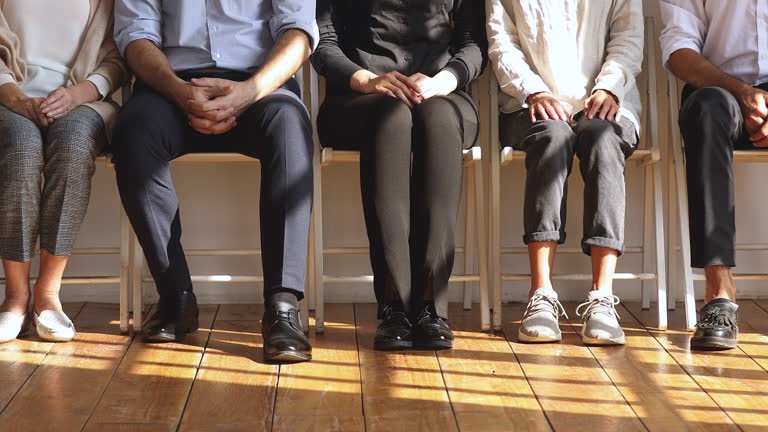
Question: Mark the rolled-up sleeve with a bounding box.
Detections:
[271,0,320,52]
[113,0,163,56]
[659,0,707,69]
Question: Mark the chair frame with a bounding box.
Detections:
[308,66,491,333]
[487,17,668,331]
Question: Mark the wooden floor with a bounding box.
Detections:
[1,301,768,432]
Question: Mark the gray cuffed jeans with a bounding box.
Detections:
[500,110,637,255]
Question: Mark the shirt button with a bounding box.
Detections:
[214,52,221,59]
[404,55,410,62]
[211,25,218,32]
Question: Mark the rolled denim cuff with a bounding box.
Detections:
[523,230,565,245]
[582,237,624,256]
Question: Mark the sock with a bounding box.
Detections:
[268,289,299,312]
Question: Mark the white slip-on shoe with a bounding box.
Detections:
[0,312,27,343]
[34,310,76,342]
[576,291,625,346]
[518,288,568,343]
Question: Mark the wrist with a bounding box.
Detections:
[526,92,550,105]
[245,75,266,104]
[350,70,376,92]
[0,82,25,105]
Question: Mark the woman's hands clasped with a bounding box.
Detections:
[350,69,459,107]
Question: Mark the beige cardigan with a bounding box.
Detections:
[0,0,128,131]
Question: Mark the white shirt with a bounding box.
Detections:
[486,0,644,132]
[0,0,110,98]
[660,0,768,86]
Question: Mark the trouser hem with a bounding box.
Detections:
[582,237,624,256]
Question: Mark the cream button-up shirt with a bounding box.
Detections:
[486,0,643,133]
[660,0,768,87]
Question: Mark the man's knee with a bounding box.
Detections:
[679,87,740,129]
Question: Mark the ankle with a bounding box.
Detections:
[33,288,63,314]
[267,289,299,312]
[0,295,30,315]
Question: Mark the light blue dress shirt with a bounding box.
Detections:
[114,0,318,74]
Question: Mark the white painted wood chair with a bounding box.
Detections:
[308,66,491,333]
[666,73,768,331]
[487,17,668,331]
[121,68,312,333]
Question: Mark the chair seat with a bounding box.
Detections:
[500,147,657,165]
[322,147,481,166]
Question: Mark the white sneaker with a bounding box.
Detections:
[576,291,625,346]
[34,310,75,342]
[0,312,28,343]
[518,288,568,343]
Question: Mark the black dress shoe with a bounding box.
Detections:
[374,304,413,351]
[143,291,199,343]
[412,304,453,350]
[691,298,739,350]
[262,308,312,363]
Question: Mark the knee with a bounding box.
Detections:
[258,96,313,159]
[0,118,43,176]
[370,96,412,132]
[533,120,575,154]
[412,97,457,128]
[679,87,739,127]
[575,119,624,167]
[46,115,102,164]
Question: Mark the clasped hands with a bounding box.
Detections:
[526,89,620,123]
[177,78,260,135]
[350,69,458,107]
[737,86,768,147]
[5,82,97,128]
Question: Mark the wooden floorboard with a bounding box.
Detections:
[178,304,278,432]
[0,303,84,414]
[82,305,218,432]
[273,304,364,432]
[0,304,125,432]
[438,304,551,432]
[355,303,458,432]
[2,302,767,431]
[563,302,738,431]
[502,303,646,431]
[625,301,768,431]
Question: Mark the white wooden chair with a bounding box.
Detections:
[121,67,312,333]
[667,73,768,331]
[487,17,668,331]
[308,66,491,333]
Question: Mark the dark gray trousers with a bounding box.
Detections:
[112,71,313,300]
[500,111,637,255]
[678,85,768,268]
[0,105,105,262]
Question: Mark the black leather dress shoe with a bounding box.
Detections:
[691,298,739,350]
[374,304,413,351]
[262,308,312,363]
[143,291,199,343]
[412,304,453,350]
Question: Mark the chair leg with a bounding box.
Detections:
[490,156,503,332]
[313,149,325,335]
[672,137,697,331]
[473,158,491,332]
[463,164,476,311]
[130,229,144,332]
[667,159,679,310]
[652,162,668,330]
[641,164,654,310]
[119,208,130,334]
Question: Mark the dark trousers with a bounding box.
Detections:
[317,92,478,318]
[112,71,313,300]
[678,84,768,268]
[500,111,638,255]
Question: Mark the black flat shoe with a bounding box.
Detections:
[412,304,453,350]
[262,308,312,363]
[691,298,739,350]
[374,304,413,351]
[143,291,199,343]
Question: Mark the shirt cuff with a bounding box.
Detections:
[507,80,552,107]
[593,75,627,104]
[440,60,470,90]
[0,74,17,87]
[86,74,112,100]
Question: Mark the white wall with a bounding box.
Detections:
[3,0,768,305]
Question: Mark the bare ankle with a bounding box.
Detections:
[704,265,736,303]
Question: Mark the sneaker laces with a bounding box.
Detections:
[576,295,621,323]
[697,307,736,329]
[524,293,568,320]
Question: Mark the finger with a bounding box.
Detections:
[529,106,537,123]
[194,117,237,135]
[390,86,413,108]
[543,103,560,121]
[187,97,229,114]
[553,103,568,122]
[535,104,550,121]
[598,100,613,120]
[753,136,768,147]
[193,107,235,122]
[41,93,65,111]
[750,119,768,142]
[204,85,235,98]
[393,72,422,94]
[390,78,420,105]
[587,97,602,119]
[607,105,619,122]
[47,107,69,119]
[190,78,229,88]
[42,99,66,115]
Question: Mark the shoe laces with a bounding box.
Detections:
[697,306,736,329]
[576,295,621,323]
[273,309,302,332]
[524,293,568,320]
[381,305,411,327]
[415,305,449,328]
